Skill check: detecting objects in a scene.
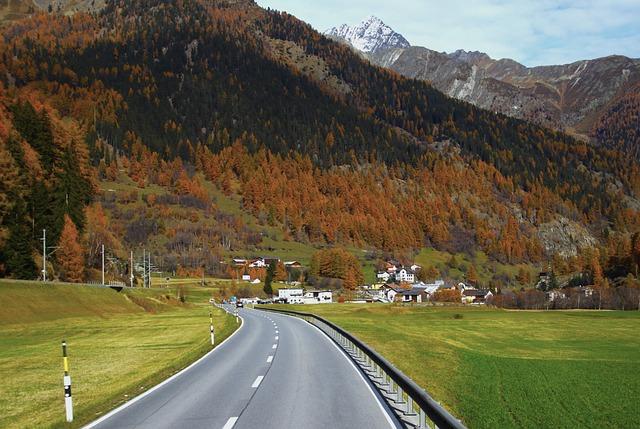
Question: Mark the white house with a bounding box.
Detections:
[278,288,304,303]
[303,290,333,304]
[378,284,399,302]
[410,264,422,272]
[241,273,251,281]
[462,289,493,304]
[385,262,398,273]
[398,288,427,303]
[232,258,247,266]
[249,258,266,268]
[376,271,391,282]
[284,261,303,269]
[396,268,415,283]
[414,279,445,295]
[457,282,475,292]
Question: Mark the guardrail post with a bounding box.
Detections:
[406,396,413,414]
[419,407,426,429]
[397,386,404,404]
[62,340,73,422]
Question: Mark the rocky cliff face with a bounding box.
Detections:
[537,218,598,258]
[330,17,640,140]
[372,47,640,135]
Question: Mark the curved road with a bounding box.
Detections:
[85,306,399,429]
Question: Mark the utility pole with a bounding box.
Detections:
[41,229,47,282]
[148,252,152,288]
[101,244,105,286]
[130,251,134,288]
[143,249,146,288]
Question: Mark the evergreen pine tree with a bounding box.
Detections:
[2,201,37,279]
[50,146,92,243]
[264,262,275,296]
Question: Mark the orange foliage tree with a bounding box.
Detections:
[57,215,84,282]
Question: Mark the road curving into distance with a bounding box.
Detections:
[84,305,400,429]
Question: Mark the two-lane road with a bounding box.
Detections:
[86,306,399,429]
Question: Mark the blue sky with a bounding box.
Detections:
[255,0,640,66]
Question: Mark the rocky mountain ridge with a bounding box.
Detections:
[325,15,409,54]
[330,16,640,139]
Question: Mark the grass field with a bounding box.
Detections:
[278,304,640,428]
[0,281,237,429]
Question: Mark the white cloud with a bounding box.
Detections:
[256,0,640,66]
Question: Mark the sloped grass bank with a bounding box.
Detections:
[0,281,236,429]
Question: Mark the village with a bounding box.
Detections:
[226,256,494,306]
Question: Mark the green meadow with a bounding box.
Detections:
[0,281,237,429]
[282,304,640,428]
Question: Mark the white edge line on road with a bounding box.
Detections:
[278,312,398,429]
[251,375,264,388]
[82,306,245,429]
[267,355,273,363]
[222,416,238,429]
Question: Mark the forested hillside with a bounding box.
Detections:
[593,83,640,159]
[0,0,639,283]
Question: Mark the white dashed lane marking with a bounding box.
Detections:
[222,417,238,429]
[267,355,273,363]
[251,376,264,388]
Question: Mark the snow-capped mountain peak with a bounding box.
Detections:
[325,16,410,54]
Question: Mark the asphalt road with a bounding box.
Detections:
[85,305,399,429]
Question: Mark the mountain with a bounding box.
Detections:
[332,16,640,142]
[593,81,640,159]
[325,16,409,54]
[0,0,105,25]
[0,0,639,282]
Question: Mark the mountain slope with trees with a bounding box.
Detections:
[0,0,638,287]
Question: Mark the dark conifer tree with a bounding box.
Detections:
[1,201,37,279]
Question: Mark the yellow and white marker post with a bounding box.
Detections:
[235,309,239,324]
[62,340,73,422]
[209,311,215,346]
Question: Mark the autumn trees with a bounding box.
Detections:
[310,248,364,291]
[1,0,640,287]
[57,215,84,282]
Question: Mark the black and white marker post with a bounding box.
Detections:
[209,311,215,345]
[235,309,239,324]
[62,340,73,422]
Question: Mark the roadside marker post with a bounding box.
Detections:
[235,310,239,324]
[209,311,215,345]
[62,340,73,422]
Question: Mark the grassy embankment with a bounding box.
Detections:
[277,304,640,428]
[414,248,538,286]
[0,281,237,429]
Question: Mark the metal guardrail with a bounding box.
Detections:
[257,307,466,429]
